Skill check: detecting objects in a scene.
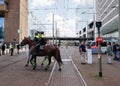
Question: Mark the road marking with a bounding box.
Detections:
[62,59,72,61]
[66,50,88,86]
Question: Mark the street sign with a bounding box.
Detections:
[96,37,103,42]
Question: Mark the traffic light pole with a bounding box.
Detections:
[96,21,102,77]
[98,27,102,77]
[119,0,120,41]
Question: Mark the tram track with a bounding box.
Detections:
[46,46,87,86]
[47,61,57,86]
[0,53,26,70]
[66,47,87,86]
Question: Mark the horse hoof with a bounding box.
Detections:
[33,67,36,70]
[59,68,61,71]
[41,63,44,66]
[33,66,36,70]
[45,68,48,71]
[25,64,28,67]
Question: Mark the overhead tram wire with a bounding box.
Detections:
[55,0,67,18]
[28,11,46,31]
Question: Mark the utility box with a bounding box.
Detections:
[87,49,92,64]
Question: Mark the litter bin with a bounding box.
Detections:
[87,49,92,64]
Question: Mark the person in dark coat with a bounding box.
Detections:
[1,43,5,55]
[112,42,118,60]
[16,44,20,54]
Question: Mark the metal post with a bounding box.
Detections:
[119,0,120,41]
[53,14,54,44]
[55,21,57,44]
[98,27,102,77]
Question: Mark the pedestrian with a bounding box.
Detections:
[112,42,118,60]
[106,42,113,64]
[117,42,120,61]
[1,43,5,55]
[9,43,14,56]
[79,41,87,64]
[16,44,20,54]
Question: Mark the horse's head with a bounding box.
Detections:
[20,37,31,46]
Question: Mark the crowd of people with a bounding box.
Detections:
[79,41,120,64]
[0,42,20,56]
[0,31,46,57]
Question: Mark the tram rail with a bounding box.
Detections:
[46,46,87,86]
[0,53,26,70]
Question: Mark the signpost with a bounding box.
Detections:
[96,21,103,77]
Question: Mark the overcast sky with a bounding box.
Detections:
[29,0,94,37]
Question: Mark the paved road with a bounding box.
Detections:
[0,52,52,86]
[0,46,87,86]
[48,46,86,86]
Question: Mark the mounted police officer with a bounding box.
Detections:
[34,31,40,44]
[39,31,46,50]
[33,31,46,55]
[33,31,40,55]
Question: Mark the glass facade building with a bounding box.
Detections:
[96,0,119,38]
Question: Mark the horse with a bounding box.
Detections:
[20,37,63,71]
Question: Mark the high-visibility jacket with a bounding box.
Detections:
[34,34,40,43]
[10,44,14,49]
[35,35,39,39]
[40,34,46,45]
[40,34,45,38]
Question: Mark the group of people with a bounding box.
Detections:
[107,42,120,64]
[0,43,20,56]
[0,31,46,57]
[79,41,120,64]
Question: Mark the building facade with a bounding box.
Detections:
[95,0,119,39]
[0,0,28,43]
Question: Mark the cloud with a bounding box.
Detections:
[31,0,55,8]
[45,13,77,37]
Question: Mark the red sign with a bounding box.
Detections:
[96,37,103,42]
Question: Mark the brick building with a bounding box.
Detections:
[0,0,28,43]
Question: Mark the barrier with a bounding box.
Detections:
[87,49,92,64]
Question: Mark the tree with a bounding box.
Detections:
[0,26,4,39]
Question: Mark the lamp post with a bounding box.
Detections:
[52,13,55,44]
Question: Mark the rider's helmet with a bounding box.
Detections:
[35,32,38,35]
[36,31,40,34]
[40,31,44,34]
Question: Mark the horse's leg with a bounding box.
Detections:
[34,57,37,67]
[30,55,36,70]
[54,51,62,71]
[41,56,47,66]
[45,56,51,71]
[25,54,31,67]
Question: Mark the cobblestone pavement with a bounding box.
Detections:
[1,46,120,86]
[69,46,120,86]
[0,52,52,86]
[49,47,85,86]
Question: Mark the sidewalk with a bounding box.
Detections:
[72,51,120,86]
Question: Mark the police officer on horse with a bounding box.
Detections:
[33,31,46,55]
